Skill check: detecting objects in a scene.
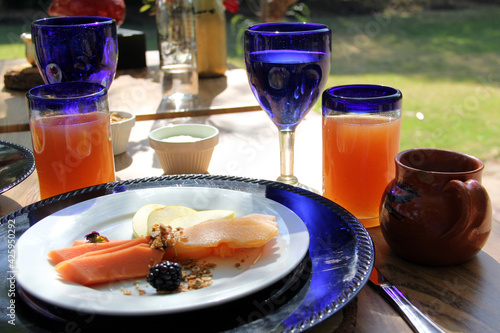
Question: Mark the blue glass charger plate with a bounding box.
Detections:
[0,140,35,194]
[1,175,374,332]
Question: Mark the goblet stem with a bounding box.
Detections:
[277,129,299,186]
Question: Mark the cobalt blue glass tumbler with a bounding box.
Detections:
[26,82,115,199]
[31,16,118,88]
[322,84,402,228]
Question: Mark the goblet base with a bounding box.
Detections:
[276,174,298,185]
[295,182,320,194]
[276,175,320,194]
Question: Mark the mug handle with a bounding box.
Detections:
[440,179,490,239]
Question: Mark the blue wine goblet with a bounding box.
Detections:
[31,16,118,88]
[245,23,331,189]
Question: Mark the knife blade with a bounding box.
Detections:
[369,267,446,333]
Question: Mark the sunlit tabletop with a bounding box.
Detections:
[0,51,260,132]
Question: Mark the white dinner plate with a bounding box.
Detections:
[15,187,309,316]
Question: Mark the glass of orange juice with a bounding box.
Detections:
[322,84,402,228]
[26,82,115,199]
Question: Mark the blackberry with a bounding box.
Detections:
[147,261,183,292]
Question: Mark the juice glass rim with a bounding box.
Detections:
[32,16,116,28]
[26,82,107,102]
[322,84,402,114]
[325,84,402,101]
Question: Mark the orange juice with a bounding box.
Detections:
[30,112,115,199]
[323,115,401,228]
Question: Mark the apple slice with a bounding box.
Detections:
[146,206,197,235]
[132,204,166,237]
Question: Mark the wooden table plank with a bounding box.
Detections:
[0,53,260,133]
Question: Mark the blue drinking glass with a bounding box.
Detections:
[322,85,402,228]
[322,85,403,114]
[26,82,115,199]
[245,23,331,189]
[31,16,118,88]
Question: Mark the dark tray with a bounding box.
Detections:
[1,175,374,332]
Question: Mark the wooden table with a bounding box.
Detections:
[1,56,500,332]
[0,52,261,132]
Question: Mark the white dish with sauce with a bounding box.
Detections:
[149,124,219,174]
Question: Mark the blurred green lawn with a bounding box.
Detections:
[0,26,26,60]
[1,5,499,160]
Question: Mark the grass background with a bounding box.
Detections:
[314,5,500,161]
[1,4,498,161]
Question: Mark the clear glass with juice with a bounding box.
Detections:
[27,82,115,199]
[322,85,402,228]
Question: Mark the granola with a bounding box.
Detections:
[181,259,216,291]
[149,223,185,251]
[110,112,130,123]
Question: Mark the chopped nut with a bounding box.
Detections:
[149,224,184,250]
[188,278,204,289]
[135,282,146,295]
[120,288,132,295]
[177,259,217,291]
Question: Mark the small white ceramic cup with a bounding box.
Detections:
[110,111,136,155]
[20,33,36,66]
[149,124,219,174]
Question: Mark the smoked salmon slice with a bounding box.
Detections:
[178,213,279,249]
[54,243,164,286]
[162,213,279,260]
[163,246,213,261]
[48,237,149,264]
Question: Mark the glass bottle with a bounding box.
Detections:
[156,0,199,104]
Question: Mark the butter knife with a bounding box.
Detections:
[369,267,446,333]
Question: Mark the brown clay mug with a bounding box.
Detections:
[380,148,492,266]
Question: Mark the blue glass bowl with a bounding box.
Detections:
[31,16,118,88]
